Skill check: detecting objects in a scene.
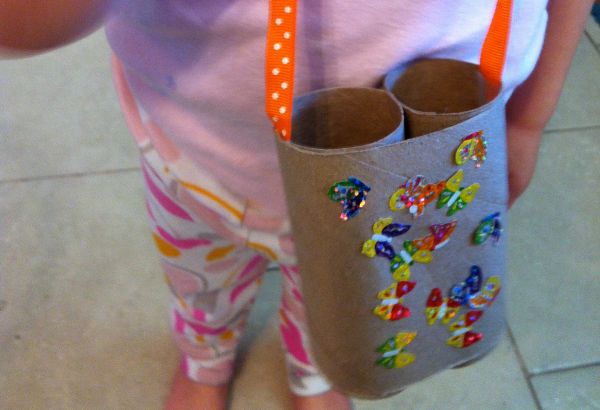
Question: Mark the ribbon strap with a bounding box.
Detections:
[265,0,298,141]
[480,0,513,88]
[266,1,513,142]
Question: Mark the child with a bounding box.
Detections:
[1,1,593,409]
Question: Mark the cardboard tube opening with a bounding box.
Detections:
[391,59,499,114]
[291,88,403,149]
[384,59,501,137]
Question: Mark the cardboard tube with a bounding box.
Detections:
[385,59,501,137]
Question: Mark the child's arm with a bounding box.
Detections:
[0,0,113,58]
[506,0,595,207]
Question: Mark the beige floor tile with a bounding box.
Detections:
[508,128,600,374]
[546,35,600,131]
[0,30,137,181]
[0,172,175,409]
[531,366,600,410]
[587,16,600,46]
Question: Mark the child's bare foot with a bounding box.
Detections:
[165,366,229,410]
[292,390,352,410]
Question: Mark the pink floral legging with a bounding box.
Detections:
[139,137,331,397]
[112,55,330,395]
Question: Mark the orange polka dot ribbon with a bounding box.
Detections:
[265,0,297,142]
[480,0,513,88]
[265,0,512,142]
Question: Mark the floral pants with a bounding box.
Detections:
[113,56,330,396]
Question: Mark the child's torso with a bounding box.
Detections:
[106,0,548,217]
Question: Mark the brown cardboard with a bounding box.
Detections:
[276,61,508,399]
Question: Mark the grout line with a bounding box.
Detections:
[0,167,140,185]
[544,124,600,134]
[507,325,543,410]
[584,30,600,56]
[529,361,600,377]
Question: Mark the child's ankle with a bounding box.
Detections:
[165,366,229,410]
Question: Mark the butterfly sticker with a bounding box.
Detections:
[361,217,411,259]
[390,221,457,282]
[425,287,462,326]
[411,221,457,252]
[389,176,446,218]
[373,281,416,321]
[468,276,501,309]
[327,177,371,221]
[436,170,480,216]
[425,265,483,325]
[455,130,487,168]
[388,241,432,282]
[473,212,503,245]
[447,311,484,348]
[375,332,417,369]
[448,265,483,306]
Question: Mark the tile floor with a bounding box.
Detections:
[1,20,599,410]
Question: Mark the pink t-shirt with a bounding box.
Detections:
[105,1,548,218]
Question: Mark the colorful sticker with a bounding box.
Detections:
[468,276,501,309]
[390,221,457,282]
[388,176,445,218]
[373,281,416,321]
[361,217,411,258]
[447,311,484,348]
[425,288,462,326]
[411,221,457,251]
[455,130,487,168]
[375,332,417,369]
[473,212,503,245]
[390,170,479,218]
[449,265,483,306]
[327,177,371,221]
[436,170,480,216]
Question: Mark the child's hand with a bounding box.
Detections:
[0,0,113,58]
[506,123,542,208]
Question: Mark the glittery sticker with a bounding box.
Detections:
[468,276,501,309]
[390,221,457,282]
[375,332,417,369]
[473,212,503,245]
[373,281,416,321]
[327,177,371,221]
[436,170,480,216]
[455,130,487,168]
[447,311,484,348]
[412,221,458,251]
[425,288,462,326]
[389,176,445,218]
[449,265,483,306]
[361,217,411,258]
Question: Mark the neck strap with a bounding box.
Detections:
[265,1,513,142]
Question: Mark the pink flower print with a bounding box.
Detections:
[142,163,193,221]
[173,309,228,336]
[156,226,211,249]
[229,274,261,305]
[162,260,208,296]
[204,257,241,275]
[279,309,310,365]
